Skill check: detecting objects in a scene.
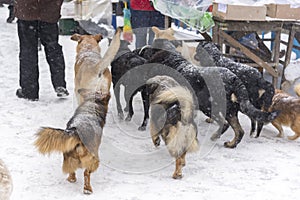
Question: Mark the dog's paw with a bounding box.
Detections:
[153,137,161,147]
[83,187,93,195]
[276,133,284,138]
[210,133,220,141]
[250,131,257,138]
[224,141,236,148]
[138,125,146,131]
[205,118,214,123]
[172,172,183,179]
[125,115,132,121]
[67,173,76,183]
[118,112,124,120]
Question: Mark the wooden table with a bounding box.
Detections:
[212,17,299,88]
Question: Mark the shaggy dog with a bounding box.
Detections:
[34,89,110,194]
[269,89,300,140]
[0,159,13,200]
[136,43,278,148]
[71,27,121,104]
[146,75,198,178]
[195,41,275,138]
[111,40,147,120]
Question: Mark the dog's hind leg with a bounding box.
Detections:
[172,152,186,179]
[138,88,150,131]
[210,121,229,141]
[271,120,284,138]
[288,122,300,140]
[83,169,93,194]
[224,115,245,148]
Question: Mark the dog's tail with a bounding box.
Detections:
[98,27,122,75]
[294,83,300,97]
[34,127,80,154]
[233,81,279,123]
[154,86,194,123]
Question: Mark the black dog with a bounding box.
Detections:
[111,40,147,120]
[135,42,278,148]
[195,41,275,138]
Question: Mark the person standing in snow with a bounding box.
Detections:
[14,0,69,101]
[128,0,165,48]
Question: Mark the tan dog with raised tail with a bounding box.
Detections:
[34,89,110,194]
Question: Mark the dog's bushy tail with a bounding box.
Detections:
[294,83,300,97]
[98,27,122,75]
[34,127,80,154]
[154,86,194,123]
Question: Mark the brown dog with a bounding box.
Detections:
[151,26,198,65]
[269,89,300,140]
[34,89,110,194]
[71,28,121,104]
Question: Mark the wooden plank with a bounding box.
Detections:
[219,31,278,77]
[281,26,296,86]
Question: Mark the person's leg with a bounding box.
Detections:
[39,21,68,95]
[131,9,148,48]
[17,19,39,100]
[6,4,15,23]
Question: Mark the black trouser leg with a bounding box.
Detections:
[6,5,15,23]
[17,20,39,99]
[39,21,66,89]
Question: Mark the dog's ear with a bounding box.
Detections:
[152,26,160,36]
[94,34,103,43]
[71,34,82,42]
[167,27,175,35]
[77,88,91,99]
[147,83,159,95]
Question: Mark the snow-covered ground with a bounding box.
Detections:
[1,6,300,200]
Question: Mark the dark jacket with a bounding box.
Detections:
[15,0,63,23]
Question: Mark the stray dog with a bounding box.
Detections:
[151,26,198,65]
[269,89,300,140]
[34,89,110,194]
[0,159,13,200]
[111,40,147,120]
[146,75,199,178]
[137,44,278,148]
[196,41,275,138]
[71,27,121,104]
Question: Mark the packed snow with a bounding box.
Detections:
[1,5,300,200]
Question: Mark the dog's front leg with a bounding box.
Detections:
[83,170,93,194]
[224,115,244,148]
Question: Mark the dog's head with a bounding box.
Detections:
[71,34,103,53]
[152,26,176,40]
[78,88,111,105]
